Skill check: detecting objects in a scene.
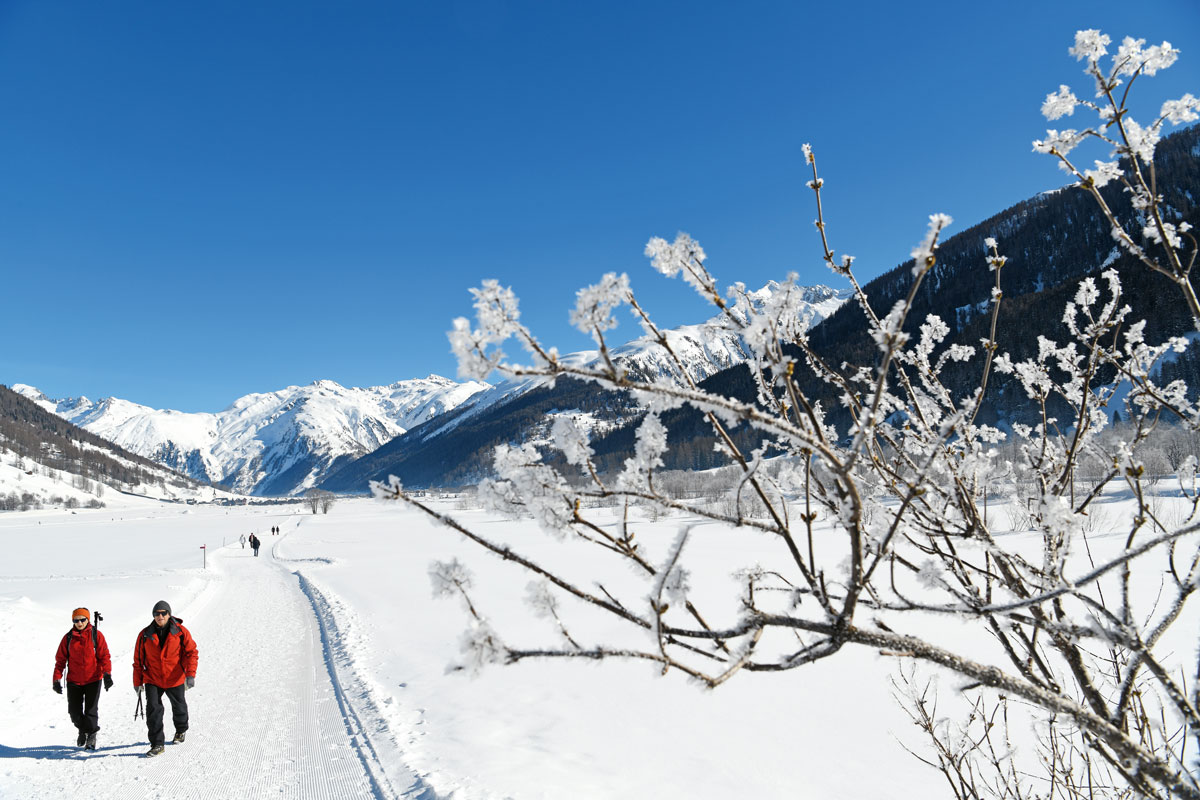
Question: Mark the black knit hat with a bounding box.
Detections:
[153,600,171,616]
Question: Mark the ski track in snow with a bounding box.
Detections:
[0,527,434,800]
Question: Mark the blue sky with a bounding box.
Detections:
[1,0,1197,412]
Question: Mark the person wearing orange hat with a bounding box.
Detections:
[52,607,113,751]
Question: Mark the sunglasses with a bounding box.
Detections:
[153,611,170,617]
[73,618,88,623]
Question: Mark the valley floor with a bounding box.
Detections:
[0,498,984,798]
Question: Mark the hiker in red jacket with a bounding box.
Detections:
[133,600,199,758]
[52,607,113,751]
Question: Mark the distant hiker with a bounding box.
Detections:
[53,607,112,751]
[250,534,260,556]
[239,533,246,549]
[133,601,199,758]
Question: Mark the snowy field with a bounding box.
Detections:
[1,492,1190,799]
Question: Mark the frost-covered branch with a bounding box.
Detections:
[384,29,1200,800]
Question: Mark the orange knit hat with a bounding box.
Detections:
[72,607,89,620]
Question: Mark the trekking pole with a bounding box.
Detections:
[134,692,144,720]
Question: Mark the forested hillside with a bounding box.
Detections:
[0,384,200,508]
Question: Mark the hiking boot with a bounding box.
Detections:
[77,732,87,747]
[145,744,165,757]
[85,732,97,751]
[172,731,186,744]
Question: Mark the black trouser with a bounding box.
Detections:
[145,683,189,747]
[66,679,101,734]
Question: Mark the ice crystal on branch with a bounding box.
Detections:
[449,316,501,381]
[429,559,473,599]
[1041,85,1079,120]
[1161,93,1200,124]
[1122,118,1160,164]
[447,279,524,381]
[619,413,668,488]
[570,272,630,341]
[1069,29,1110,63]
[1084,159,1122,188]
[1114,36,1178,76]
[910,214,952,276]
[525,580,559,619]
[368,473,403,500]
[645,233,717,302]
[484,444,573,535]
[1031,129,1083,157]
[551,416,594,470]
[457,619,505,676]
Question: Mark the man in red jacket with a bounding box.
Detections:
[133,600,199,758]
[53,606,113,751]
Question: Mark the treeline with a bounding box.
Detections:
[0,384,192,494]
[0,490,105,512]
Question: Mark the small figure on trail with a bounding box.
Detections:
[250,534,261,556]
[133,601,199,758]
[239,533,246,549]
[53,607,112,751]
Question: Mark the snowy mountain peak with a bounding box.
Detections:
[21,375,490,496]
[741,281,852,312]
[801,284,853,304]
[10,383,47,403]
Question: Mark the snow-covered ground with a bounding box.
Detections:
[3,491,1190,798]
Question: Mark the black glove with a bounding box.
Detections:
[185,676,195,690]
[53,680,62,694]
[103,673,113,691]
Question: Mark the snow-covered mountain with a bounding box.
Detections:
[14,376,488,497]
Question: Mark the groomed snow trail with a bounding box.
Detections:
[1,535,430,800]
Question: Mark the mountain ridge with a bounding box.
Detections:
[13,375,489,496]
